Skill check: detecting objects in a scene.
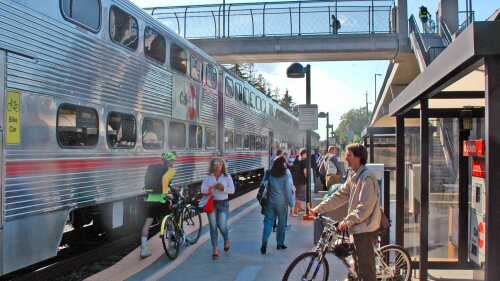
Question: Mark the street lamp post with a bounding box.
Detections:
[318,112,330,150]
[374,73,382,107]
[287,63,313,219]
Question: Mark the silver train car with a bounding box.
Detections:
[0,0,307,275]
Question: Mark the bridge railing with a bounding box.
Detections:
[146,0,395,39]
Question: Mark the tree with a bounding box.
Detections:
[279,89,295,112]
[334,107,371,145]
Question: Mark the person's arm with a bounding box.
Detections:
[313,180,350,213]
[285,170,295,208]
[201,176,212,195]
[222,175,235,194]
[343,177,378,227]
[161,168,176,194]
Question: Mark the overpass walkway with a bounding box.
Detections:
[145,0,410,63]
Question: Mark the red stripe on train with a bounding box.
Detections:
[5,152,268,177]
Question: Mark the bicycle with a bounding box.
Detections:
[159,186,202,260]
[282,215,412,281]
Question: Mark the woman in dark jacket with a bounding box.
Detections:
[260,156,294,254]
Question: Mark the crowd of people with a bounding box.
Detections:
[139,143,382,281]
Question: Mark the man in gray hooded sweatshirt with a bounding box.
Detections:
[312,144,381,281]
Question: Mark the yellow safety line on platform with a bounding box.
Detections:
[85,189,259,281]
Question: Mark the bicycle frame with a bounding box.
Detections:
[314,216,396,280]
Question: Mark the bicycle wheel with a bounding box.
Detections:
[161,215,180,259]
[282,252,329,281]
[182,205,202,245]
[376,244,412,281]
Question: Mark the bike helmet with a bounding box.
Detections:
[333,241,355,258]
[161,151,177,161]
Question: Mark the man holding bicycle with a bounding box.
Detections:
[140,151,177,258]
[312,144,381,281]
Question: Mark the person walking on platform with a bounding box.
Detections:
[201,158,235,259]
[140,151,177,258]
[291,148,308,216]
[260,156,294,255]
[319,145,343,189]
[312,144,381,281]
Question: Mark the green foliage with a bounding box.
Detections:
[334,107,371,145]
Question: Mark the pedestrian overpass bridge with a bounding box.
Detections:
[145,0,410,63]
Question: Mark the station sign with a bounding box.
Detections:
[298,104,318,130]
[463,139,485,157]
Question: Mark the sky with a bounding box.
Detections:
[130,0,498,140]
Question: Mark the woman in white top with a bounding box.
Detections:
[201,158,235,259]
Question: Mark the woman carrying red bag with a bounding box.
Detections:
[200,158,235,259]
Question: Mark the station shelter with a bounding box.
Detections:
[364,15,500,281]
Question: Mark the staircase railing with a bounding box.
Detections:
[409,15,429,66]
[440,18,452,45]
[438,119,458,180]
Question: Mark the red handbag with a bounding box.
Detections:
[203,195,214,213]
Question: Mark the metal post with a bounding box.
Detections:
[420,97,429,281]
[222,0,225,38]
[458,116,470,264]
[305,65,312,217]
[369,133,374,163]
[396,115,404,246]
[485,55,500,281]
[383,170,391,246]
[326,113,329,149]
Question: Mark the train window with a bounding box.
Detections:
[256,96,262,111]
[225,77,234,98]
[170,44,187,74]
[190,55,202,82]
[235,133,243,149]
[206,64,218,89]
[243,88,249,105]
[262,136,268,150]
[261,100,266,113]
[57,104,98,147]
[107,112,137,149]
[144,27,166,63]
[109,6,138,50]
[224,130,234,150]
[235,83,243,102]
[249,92,255,108]
[255,136,261,150]
[205,127,216,149]
[142,118,164,149]
[188,124,203,149]
[249,134,256,150]
[61,0,101,32]
[168,121,186,149]
[243,135,250,150]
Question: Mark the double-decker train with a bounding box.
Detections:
[0,0,319,275]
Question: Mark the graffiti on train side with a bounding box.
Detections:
[173,76,202,121]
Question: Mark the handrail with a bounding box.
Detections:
[149,0,394,39]
[409,15,429,65]
[440,18,452,45]
[438,120,458,180]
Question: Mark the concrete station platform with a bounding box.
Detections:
[86,190,348,281]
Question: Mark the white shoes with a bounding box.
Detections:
[140,238,151,258]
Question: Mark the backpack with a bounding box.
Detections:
[144,163,167,193]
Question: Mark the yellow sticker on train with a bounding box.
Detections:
[6,90,21,144]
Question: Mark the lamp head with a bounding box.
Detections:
[287,63,305,78]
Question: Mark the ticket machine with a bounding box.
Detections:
[463,139,486,265]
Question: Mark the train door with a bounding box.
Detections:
[0,49,4,229]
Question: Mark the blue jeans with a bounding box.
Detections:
[262,203,288,246]
[207,199,229,248]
